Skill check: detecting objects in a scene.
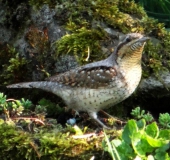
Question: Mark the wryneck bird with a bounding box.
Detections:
[7,33,149,128]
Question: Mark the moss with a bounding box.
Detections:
[2,0,170,83]
[56,27,107,64]
[54,0,149,64]
[0,27,54,84]
[28,0,57,9]
[142,29,170,78]
[1,26,56,84]
[0,93,114,160]
[0,118,110,160]
[54,0,147,32]
[0,44,28,85]
[54,0,170,78]
[118,0,147,17]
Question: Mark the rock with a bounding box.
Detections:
[138,72,170,97]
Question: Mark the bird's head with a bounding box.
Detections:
[115,33,149,68]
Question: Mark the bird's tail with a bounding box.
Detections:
[7,81,64,94]
[7,82,42,88]
[7,81,49,88]
[7,82,71,104]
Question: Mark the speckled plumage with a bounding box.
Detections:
[7,33,149,128]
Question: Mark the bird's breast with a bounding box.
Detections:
[60,66,142,112]
[122,65,142,94]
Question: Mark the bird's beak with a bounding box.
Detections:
[139,36,150,43]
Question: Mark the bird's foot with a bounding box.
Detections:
[88,111,112,129]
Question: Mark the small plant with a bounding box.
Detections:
[0,93,34,120]
[102,119,170,160]
[0,93,7,106]
[131,106,154,123]
[159,113,170,129]
[20,98,33,110]
[0,93,105,160]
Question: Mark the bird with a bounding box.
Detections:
[7,33,149,128]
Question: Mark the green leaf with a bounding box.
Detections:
[143,113,154,123]
[131,107,142,119]
[112,139,135,160]
[103,132,117,160]
[155,144,170,160]
[131,131,153,158]
[136,119,146,130]
[122,119,138,144]
[159,129,170,140]
[0,93,6,105]
[0,119,4,125]
[146,135,167,148]
[145,122,159,138]
[15,100,22,106]
[21,98,33,109]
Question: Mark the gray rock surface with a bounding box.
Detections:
[138,72,170,97]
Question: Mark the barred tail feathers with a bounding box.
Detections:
[7,82,41,88]
[7,81,65,95]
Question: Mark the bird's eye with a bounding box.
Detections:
[126,37,131,42]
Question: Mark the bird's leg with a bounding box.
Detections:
[99,110,114,118]
[99,110,126,125]
[88,111,111,129]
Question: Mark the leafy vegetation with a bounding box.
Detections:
[0,93,170,159]
[131,106,154,123]
[103,119,170,160]
[159,113,170,129]
[0,92,109,160]
[102,107,170,159]
[0,26,55,84]
[38,98,64,117]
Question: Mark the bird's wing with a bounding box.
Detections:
[46,66,117,89]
